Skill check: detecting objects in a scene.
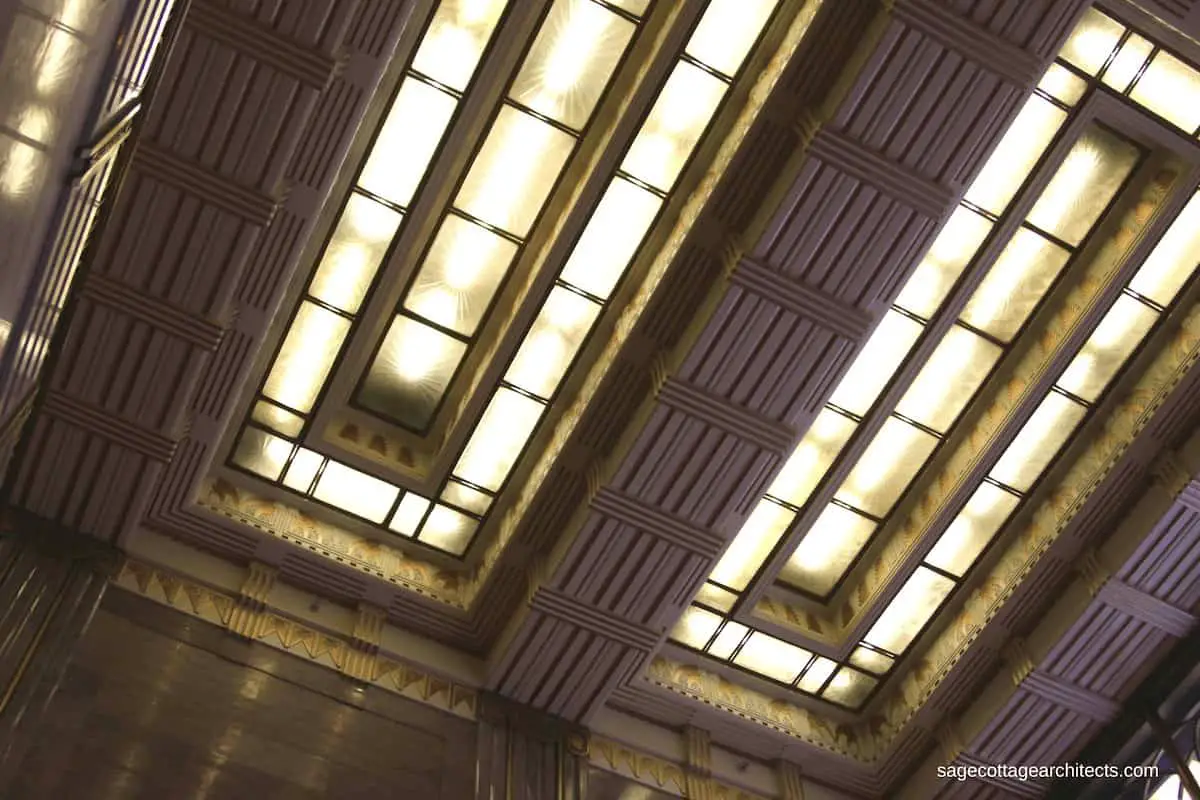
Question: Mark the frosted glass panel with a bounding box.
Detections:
[710,499,794,591]
[925,482,1019,576]
[263,302,351,414]
[419,504,477,554]
[836,417,938,517]
[960,228,1070,342]
[766,408,857,508]
[456,106,575,236]
[1102,34,1153,93]
[1058,294,1158,402]
[1060,9,1124,76]
[412,0,507,91]
[895,207,991,319]
[232,428,291,481]
[828,311,922,416]
[1132,51,1200,133]
[671,606,722,649]
[510,0,635,129]
[560,177,660,299]
[989,392,1086,491]
[781,503,874,595]
[454,388,544,491]
[313,461,399,523]
[359,316,468,430]
[896,325,1001,432]
[1130,192,1200,306]
[505,287,601,399]
[966,95,1066,215]
[405,214,518,335]
[622,62,725,191]
[1027,127,1140,246]
[358,78,457,207]
[864,566,954,653]
[1038,63,1088,106]
[732,632,810,684]
[822,668,876,708]
[309,194,402,313]
[686,0,776,76]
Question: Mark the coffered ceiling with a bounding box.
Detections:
[9,0,1200,796]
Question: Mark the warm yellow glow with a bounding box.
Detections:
[782,503,874,594]
[895,207,992,319]
[456,106,575,236]
[1131,192,1200,306]
[896,325,1001,432]
[14,105,52,143]
[1026,137,1103,245]
[560,177,661,299]
[281,448,323,493]
[960,228,1069,342]
[670,606,722,649]
[849,647,893,675]
[709,499,794,591]
[309,195,401,313]
[419,505,475,554]
[360,316,467,428]
[1101,33,1153,93]
[390,493,432,536]
[510,0,633,128]
[1037,63,1088,107]
[1059,8,1124,76]
[413,0,506,91]
[797,657,837,693]
[0,138,43,197]
[707,620,748,659]
[1131,51,1200,133]
[925,483,1019,576]
[406,216,517,335]
[312,461,399,523]
[694,582,736,612]
[58,0,92,30]
[686,0,776,77]
[392,318,457,382]
[358,78,457,208]
[233,429,292,481]
[864,566,954,654]
[454,387,543,491]
[251,401,304,439]
[732,632,810,684]
[543,1,606,95]
[989,392,1086,491]
[440,481,491,514]
[965,95,1066,215]
[1058,294,1157,402]
[505,287,600,398]
[822,667,876,707]
[35,28,79,94]
[263,302,351,414]
[622,62,726,191]
[836,417,938,517]
[766,408,856,507]
[828,310,922,416]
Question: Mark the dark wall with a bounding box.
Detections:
[6,590,478,799]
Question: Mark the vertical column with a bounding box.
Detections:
[0,514,118,784]
[476,693,588,800]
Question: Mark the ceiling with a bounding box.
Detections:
[8,0,1200,796]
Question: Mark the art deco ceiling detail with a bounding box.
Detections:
[10,0,1200,796]
[671,8,1200,708]
[227,0,784,562]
